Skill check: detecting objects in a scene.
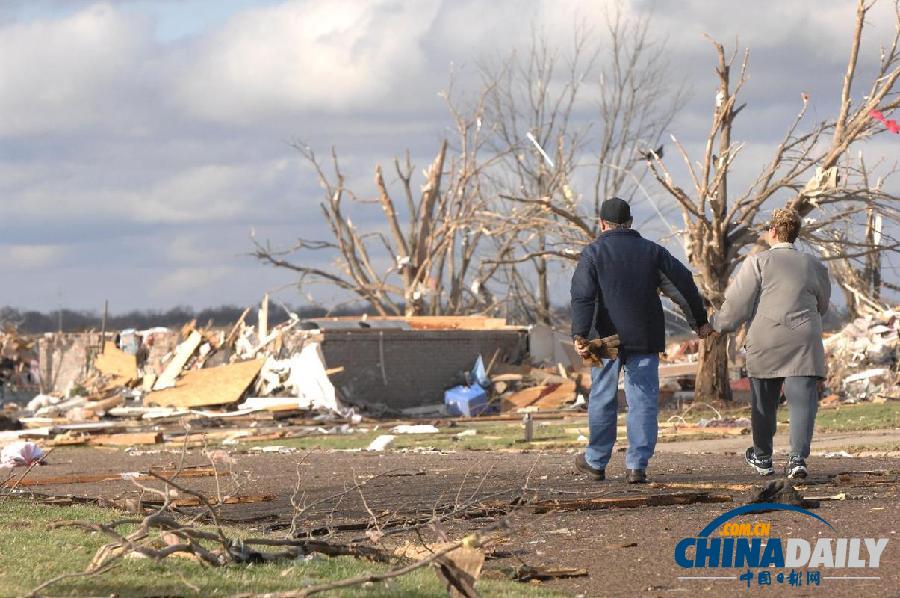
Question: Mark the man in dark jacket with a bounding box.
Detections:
[571,197,711,483]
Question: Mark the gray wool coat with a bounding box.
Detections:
[711,243,831,379]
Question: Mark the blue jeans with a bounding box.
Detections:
[585,353,660,470]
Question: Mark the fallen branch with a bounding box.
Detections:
[530,491,733,513]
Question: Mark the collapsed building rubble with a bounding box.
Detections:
[1,298,895,450]
[824,307,899,402]
[0,299,586,448]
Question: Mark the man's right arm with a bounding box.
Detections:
[656,246,708,331]
[570,248,598,338]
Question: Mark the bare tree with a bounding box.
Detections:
[809,181,900,319]
[253,80,505,316]
[482,8,686,324]
[646,0,900,400]
[255,7,683,325]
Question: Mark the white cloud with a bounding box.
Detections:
[0,0,897,311]
[153,265,235,298]
[174,0,442,123]
[0,3,150,136]
[3,157,297,225]
[4,243,63,268]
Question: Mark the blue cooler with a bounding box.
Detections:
[444,385,489,417]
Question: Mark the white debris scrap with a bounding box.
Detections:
[390,424,439,434]
[1,441,46,468]
[367,435,396,451]
[825,308,899,400]
[247,342,342,413]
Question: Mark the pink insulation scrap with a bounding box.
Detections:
[1,441,46,468]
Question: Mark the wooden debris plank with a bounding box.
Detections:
[82,395,125,417]
[164,428,286,444]
[501,385,553,412]
[153,330,203,390]
[490,363,531,377]
[530,491,732,513]
[501,381,576,412]
[531,380,576,409]
[5,465,220,488]
[146,358,264,408]
[93,342,138,383]
[87,431,162,447]
[403,316,508,330]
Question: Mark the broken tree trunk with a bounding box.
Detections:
[696,332,733,401]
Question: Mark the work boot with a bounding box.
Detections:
[785,456,808,479]
[574,453,605,481]
[625,469,647,484]
[745,447,775,476]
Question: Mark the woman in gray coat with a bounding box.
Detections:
[711,208,830,479]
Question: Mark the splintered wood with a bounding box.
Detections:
[153,330,203,390]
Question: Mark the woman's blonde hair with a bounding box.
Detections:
[769,207,802,243]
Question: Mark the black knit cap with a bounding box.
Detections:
[599,197,632,224]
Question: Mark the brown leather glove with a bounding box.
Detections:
[574,334,620,365]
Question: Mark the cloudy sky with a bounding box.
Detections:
[0,0,897,313]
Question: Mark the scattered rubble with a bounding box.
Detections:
[825,308,899,402]
[1,299,894,455]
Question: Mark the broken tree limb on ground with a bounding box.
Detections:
[509,565,589,582]
[529,491,733,513]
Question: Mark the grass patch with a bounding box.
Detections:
[0,500,552,597]
[236,401,896,454]
[842,441,900,453]
[243,421,592,452]
[814,402,899,432]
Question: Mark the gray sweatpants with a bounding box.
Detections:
[750,376,820,459]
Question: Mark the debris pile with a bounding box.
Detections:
[442,355,588,416]
[0,297,356,448]
[0,328,40,399]
[824,308,899,402]
[0,298,571,449]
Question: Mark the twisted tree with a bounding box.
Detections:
[647,0,900,399]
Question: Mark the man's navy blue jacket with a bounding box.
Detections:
[570,229,708,355]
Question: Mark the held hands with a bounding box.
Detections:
[697,323,717,340]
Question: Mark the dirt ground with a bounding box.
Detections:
[9,438,900,598]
